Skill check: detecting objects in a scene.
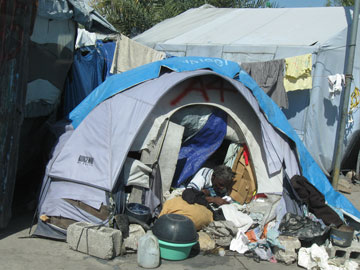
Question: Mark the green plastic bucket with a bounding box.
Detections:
[158,239,197,260]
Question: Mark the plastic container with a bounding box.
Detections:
[125,203,152,225]
[158,239,197,261]
[330,225,354,248]
[137,231,160,268]
[152,214,198,244]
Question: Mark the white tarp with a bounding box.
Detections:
[133,5,360,175]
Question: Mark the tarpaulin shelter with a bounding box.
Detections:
[133,5,360,176]
[33,57,360,240]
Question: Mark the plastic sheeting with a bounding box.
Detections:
[173,109,227,187]
[37,0,117,34]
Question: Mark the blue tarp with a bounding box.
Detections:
[173,109,227,187]
[69,56,360,221]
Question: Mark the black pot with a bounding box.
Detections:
[330,225,354,248]
[125,203,151,225]
[152,214,198,244]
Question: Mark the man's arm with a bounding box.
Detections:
[205,196,229,206]
[201,189,210,196]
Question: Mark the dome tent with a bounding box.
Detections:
[34,57,360,240]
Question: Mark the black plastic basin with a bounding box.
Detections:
[152,214,198,244]
[330,225,354,247]
[125,203,151,225]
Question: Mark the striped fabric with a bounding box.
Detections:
[187,168,213,191]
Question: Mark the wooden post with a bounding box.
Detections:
[0,0,37,228]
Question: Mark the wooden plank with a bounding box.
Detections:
[0,0,37,228]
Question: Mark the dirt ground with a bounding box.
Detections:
[1,179,359,270]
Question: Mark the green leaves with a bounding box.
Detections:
[93,0,277,37]
[326,0,354,6]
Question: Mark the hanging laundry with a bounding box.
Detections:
[96,40,116,78]
[241,59,288,108]
[349,87,360,123]
[328,74,345,99]
[110,34,166,74]
[283,54,312,91]
[64,46,107,115]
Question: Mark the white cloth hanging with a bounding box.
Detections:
[328,74,345,99]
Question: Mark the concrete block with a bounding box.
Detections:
[67,222,122,260]
[123,224,145,251]
[326,240,360,263]
[274,236,301,265]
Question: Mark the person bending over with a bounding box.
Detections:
[186,165,234,206]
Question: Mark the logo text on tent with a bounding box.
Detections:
[78,155,94,166]
[182,58,229,67]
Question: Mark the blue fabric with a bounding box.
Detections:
[96,40,116,78]
[64,46,106,115]
[173,109,227,187]
[64,41,115,116]
[68,56,360,221]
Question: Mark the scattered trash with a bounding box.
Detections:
[298,243,330,270]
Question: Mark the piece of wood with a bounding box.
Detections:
[0,0,37,228]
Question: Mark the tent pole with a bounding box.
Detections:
[332,0,360,190]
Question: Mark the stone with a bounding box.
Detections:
[338,176,352,194]
[346,170,356,180]
[123,224,146,251]
[67,222,122,260]
[274,236,301,265]
[198,231,216,251]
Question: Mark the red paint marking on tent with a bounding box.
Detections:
[170,77,236,106]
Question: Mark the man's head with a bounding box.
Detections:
[211,165,235,195]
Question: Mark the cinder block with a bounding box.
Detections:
[326,241,360,263]
[123,224,145,251]
[67,222,122,260]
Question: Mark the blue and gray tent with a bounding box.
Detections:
[34,57,360,240]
